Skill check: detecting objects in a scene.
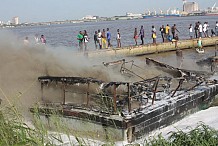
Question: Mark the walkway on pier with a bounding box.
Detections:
[80,37,218,57]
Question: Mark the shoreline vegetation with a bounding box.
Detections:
[1,102,218,145]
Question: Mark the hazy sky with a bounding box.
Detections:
[0,0,216,23]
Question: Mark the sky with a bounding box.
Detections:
[0,0,216,23]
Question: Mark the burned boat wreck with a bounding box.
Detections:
[30,59,218,143]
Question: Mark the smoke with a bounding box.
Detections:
[0,30,164,118]
[0,31,94,107]
[0,30,135,111]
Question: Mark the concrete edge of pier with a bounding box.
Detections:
[80,36,218,57]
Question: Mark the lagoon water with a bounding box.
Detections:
[1,16,218,145]
[10,16,218,50]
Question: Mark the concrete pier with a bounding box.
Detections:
[84,37,218,57]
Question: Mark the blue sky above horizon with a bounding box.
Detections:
[0,0,216,23]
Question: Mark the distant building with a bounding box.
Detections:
[12,16,19,25]
[126,12,142,17]
[6,21,11,25]
[183,2,199,13]
[82,15,98,20]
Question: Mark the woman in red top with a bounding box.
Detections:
[133,28,138,45]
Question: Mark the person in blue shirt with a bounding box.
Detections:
[106,28,111,48]
[167,35,172,42]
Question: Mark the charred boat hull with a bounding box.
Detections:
[30,80,218,142]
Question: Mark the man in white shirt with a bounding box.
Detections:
[203,22,207,37]
[189,24,193,39]
[216,21,218,36]
[97,29,102,49]
[198,22,203,38]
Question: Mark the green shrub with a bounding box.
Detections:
[144,123,218,146]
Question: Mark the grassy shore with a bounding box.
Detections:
[0,105,218,146]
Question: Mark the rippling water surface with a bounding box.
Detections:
[10,16,218,50]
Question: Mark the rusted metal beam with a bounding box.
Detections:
[113,84,117,113]
[86,82,90,106]
[38,76,104,85]
[121,67,145,80]
[171,79,184,97]
[127,83,131,113]
[103,59,125,67]
[146,58,210,80]
[152,78,160,105]
[186,81,204,92]
[41,82,44,102]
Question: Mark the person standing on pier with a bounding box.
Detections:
[97,29,102,49]
[189,24,193,39]
[116,29,121,48]
[194,22,199,38]
[151,25,157,44]
[165,24,170,41]
[198,22,203,38]
[77,31,84,51]
[206,22,209,37]
[203,22,208,38]
[94,31,98,49]
[159,25,165,42]
[133,28,138,45]
[215,21,218,36]
[171,24,179,39]
[106,28,111,48]
[139,25,145,45]
[101,29,107,49]
[174,34,179,48]
[211,29,216,37]
[83,30,89,51]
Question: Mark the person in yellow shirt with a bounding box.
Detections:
[165,24,170,39]
[101,29,107,49]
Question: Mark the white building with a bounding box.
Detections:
[6,21,11,25]
[12,16,19,25]
[183,2,199,13]
[82,15,97,20]
[126,12,142,17]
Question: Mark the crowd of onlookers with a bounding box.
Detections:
[77,21,218,51]
[190,21,218,39]
[23,34,46,46]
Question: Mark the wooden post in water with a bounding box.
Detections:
[62,83,66,105]
[113,84,117,113]
[86,82,90,106]
[127,83,131,113]
[215,40,218,56]
[41,82,44,102]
